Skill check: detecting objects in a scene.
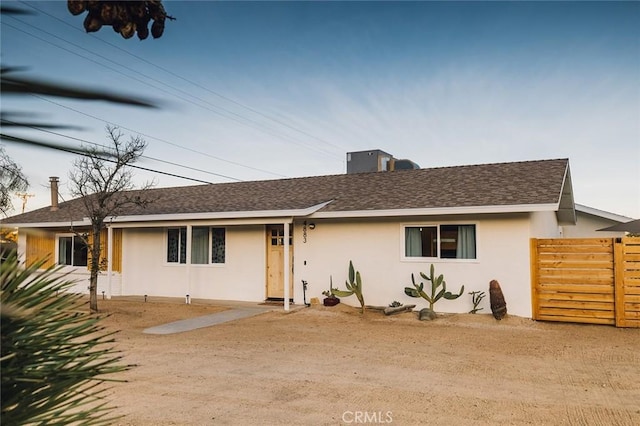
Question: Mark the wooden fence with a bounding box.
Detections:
[531,237,640,328]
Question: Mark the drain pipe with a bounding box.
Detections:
[301,280,311,307]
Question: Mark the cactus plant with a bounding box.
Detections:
[404,264,464,311]
[330,261,365,314]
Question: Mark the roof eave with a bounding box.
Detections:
[0,219,91,229]
[576,204,635,222]
[5,201,334,228]
[311,203,560,219]
[556,162,577,225]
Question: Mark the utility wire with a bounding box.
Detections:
[7,10,343,159]
[30,95,286,178]
[19,1,347,156]
[1,133,215,185]
[1,119,244,182]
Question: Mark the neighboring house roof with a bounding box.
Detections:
[575,204,634,223]
[1,158,574,227]
[598,219,640,233]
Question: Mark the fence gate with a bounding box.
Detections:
[531,237,640,328]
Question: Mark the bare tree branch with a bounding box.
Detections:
[0,146,29,216]
[68,126,156,312]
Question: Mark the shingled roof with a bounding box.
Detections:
[1,158,573,226]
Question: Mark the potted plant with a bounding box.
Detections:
[322,277,340,306]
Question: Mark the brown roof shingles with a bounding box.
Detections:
[1,159,569,225]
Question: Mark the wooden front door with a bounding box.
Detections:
[266,225,293,300]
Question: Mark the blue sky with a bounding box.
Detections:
[1,1,639,218]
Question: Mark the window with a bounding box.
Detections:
[191,227,209,264]
[404,224,476,259]
[211,228,226,264]
[167,228,186,264]
[270,226,292,246]
[192,227,226,264]
[58,235,88,266]
[167,227,225,265]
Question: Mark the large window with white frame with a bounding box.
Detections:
[404,224,476,260]
[167,227,187,264]
[166,227,226,265]
[191,226,226,264]
[57,235,88,267]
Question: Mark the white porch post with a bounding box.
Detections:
[283,220,290,311]
[186,224,192,304]
[107,224,113,299]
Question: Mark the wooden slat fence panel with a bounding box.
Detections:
[532,237,640,328]
[616,237,640,327]
[532,238,615,325]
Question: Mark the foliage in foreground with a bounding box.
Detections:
[1,251,130,425]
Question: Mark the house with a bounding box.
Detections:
[2,157,582,318]
[563,204,633,238]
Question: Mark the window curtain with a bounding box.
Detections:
[191,227,209,264]
[167,229,179,262]
[405,227,422,257]
[58,237,71,265]
[211,228,225,264]
[456,225,476,259]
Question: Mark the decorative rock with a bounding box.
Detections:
[323,297,340,307]
[489,280,507,320]
[418,308,437,321]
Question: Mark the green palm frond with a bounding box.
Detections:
[1,251,131,425]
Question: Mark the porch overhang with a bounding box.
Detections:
[4,201,333,229]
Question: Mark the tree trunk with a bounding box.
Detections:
[89,225,101,312]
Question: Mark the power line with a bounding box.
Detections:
[1,119,244,182]
[30,95,286,178]
[8,7,344,159]
[1,133,215,185]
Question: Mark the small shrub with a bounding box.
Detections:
[468,290,486,314]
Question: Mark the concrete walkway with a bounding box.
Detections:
[143,306,273,335]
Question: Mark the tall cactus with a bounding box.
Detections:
[404,264,464,311]
[331,260,365,314]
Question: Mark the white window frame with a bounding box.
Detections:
[400,222,479,263]
[165,226,226,266]
[191,226,226,266]
[165,227,187,265]
[55,233,88,268]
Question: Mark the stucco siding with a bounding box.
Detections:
[294,214,534,317]
[529,211,561,238]
[121,225,267,301]
[562,212,627,238]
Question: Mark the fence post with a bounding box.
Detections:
[530,238,539,320]
[614,237,625,328]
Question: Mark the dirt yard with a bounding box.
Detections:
[96,298,640,425]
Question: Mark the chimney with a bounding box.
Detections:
[49,177,59,211]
